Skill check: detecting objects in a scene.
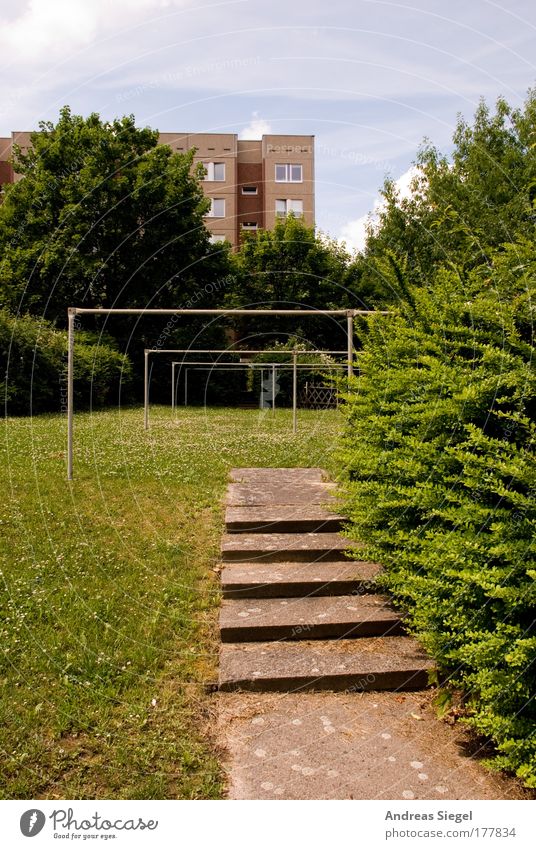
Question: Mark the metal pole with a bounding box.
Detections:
[272,364,276,411]
[172,364,348,371]
[149,348,349,355]
[292,352,297,434]
[347,310,354,378]
[67,310,75,480]
[184,369,188,407]
[171,362,176,415]
[144,351,149,431]
[74,308,357,316]
[170,362,349,369]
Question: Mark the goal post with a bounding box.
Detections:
[66,307,387,479]
[145,347,350,428]
[171,361,349,413]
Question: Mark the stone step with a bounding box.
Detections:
[221,532,353,563]
[227,468,336,507]
[221,560,381,598]
[219,636,434,692]
[219,594,403,642]
[230,467,326,483]
[225,505,345,534]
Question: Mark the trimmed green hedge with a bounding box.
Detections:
[338,248,535,786]
[1,310,131,415]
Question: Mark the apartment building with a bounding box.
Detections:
[158,133,314,247]
[0,131,314,248]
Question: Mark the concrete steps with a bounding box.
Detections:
[221,560,381,598]
[226,467,337,507]
[217,468,434,694]
[220,595,403,642]
[225,505,345,534]
[219,636,435,693]
[221,532,354,563]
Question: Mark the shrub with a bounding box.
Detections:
[338,247,536,786]
[1,309,131,415]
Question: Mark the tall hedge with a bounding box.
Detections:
[338,246,535,786]
[1,310,131,415]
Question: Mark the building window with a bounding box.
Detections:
[203,162,225,181]
[241,186,258,195]
[241,221,258,230]
[275,199,303,217]
[275,163,303,182]
[207,198,225,217]
[209,234,226,244]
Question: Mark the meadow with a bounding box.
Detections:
[0,405,341,799]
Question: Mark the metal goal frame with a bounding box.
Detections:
[170,360,349,415]
[66,307,382,479]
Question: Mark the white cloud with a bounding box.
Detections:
[0,0,187,62]
[339,212,374,256]
[239,112,272,140]
[339,166,420,254]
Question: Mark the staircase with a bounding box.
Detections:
[218,468,434,692]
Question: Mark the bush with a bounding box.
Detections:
[1,310,132,415]
[338,248,536,786]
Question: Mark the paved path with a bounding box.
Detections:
[219,691,527,800]
[216,468,527,800]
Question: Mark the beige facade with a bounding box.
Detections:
[158,132,314,247]
[0,130,314,248]
[261,135,314,232]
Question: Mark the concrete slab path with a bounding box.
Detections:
[216,468,528,800]
[219,691,528,800]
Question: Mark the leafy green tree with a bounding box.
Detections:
[354,90,536,302]
[0,309,131,414]
[338,90,536,785]
[0,107,229,324]
[226,216,356,349]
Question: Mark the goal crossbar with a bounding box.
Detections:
[66,306,382,479]
[146,349,349,427]
[173,361,348,412]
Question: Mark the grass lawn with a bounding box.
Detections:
[0,405,342,799]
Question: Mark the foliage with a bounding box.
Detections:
[0,309,131,415]
[226,216,355,348]
[251,339,339,405]
[338,236,536,785]
[353,90,536,302]
[339,93,536,784]
[178,360,248,407]
[0,107,229,325]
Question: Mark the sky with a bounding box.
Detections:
[0,0,535,250]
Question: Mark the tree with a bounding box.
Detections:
[226,215,356,349]
[354,90,536,302]
[0,309,131,414]
[338,89,536,786]
[0,107,229,325]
